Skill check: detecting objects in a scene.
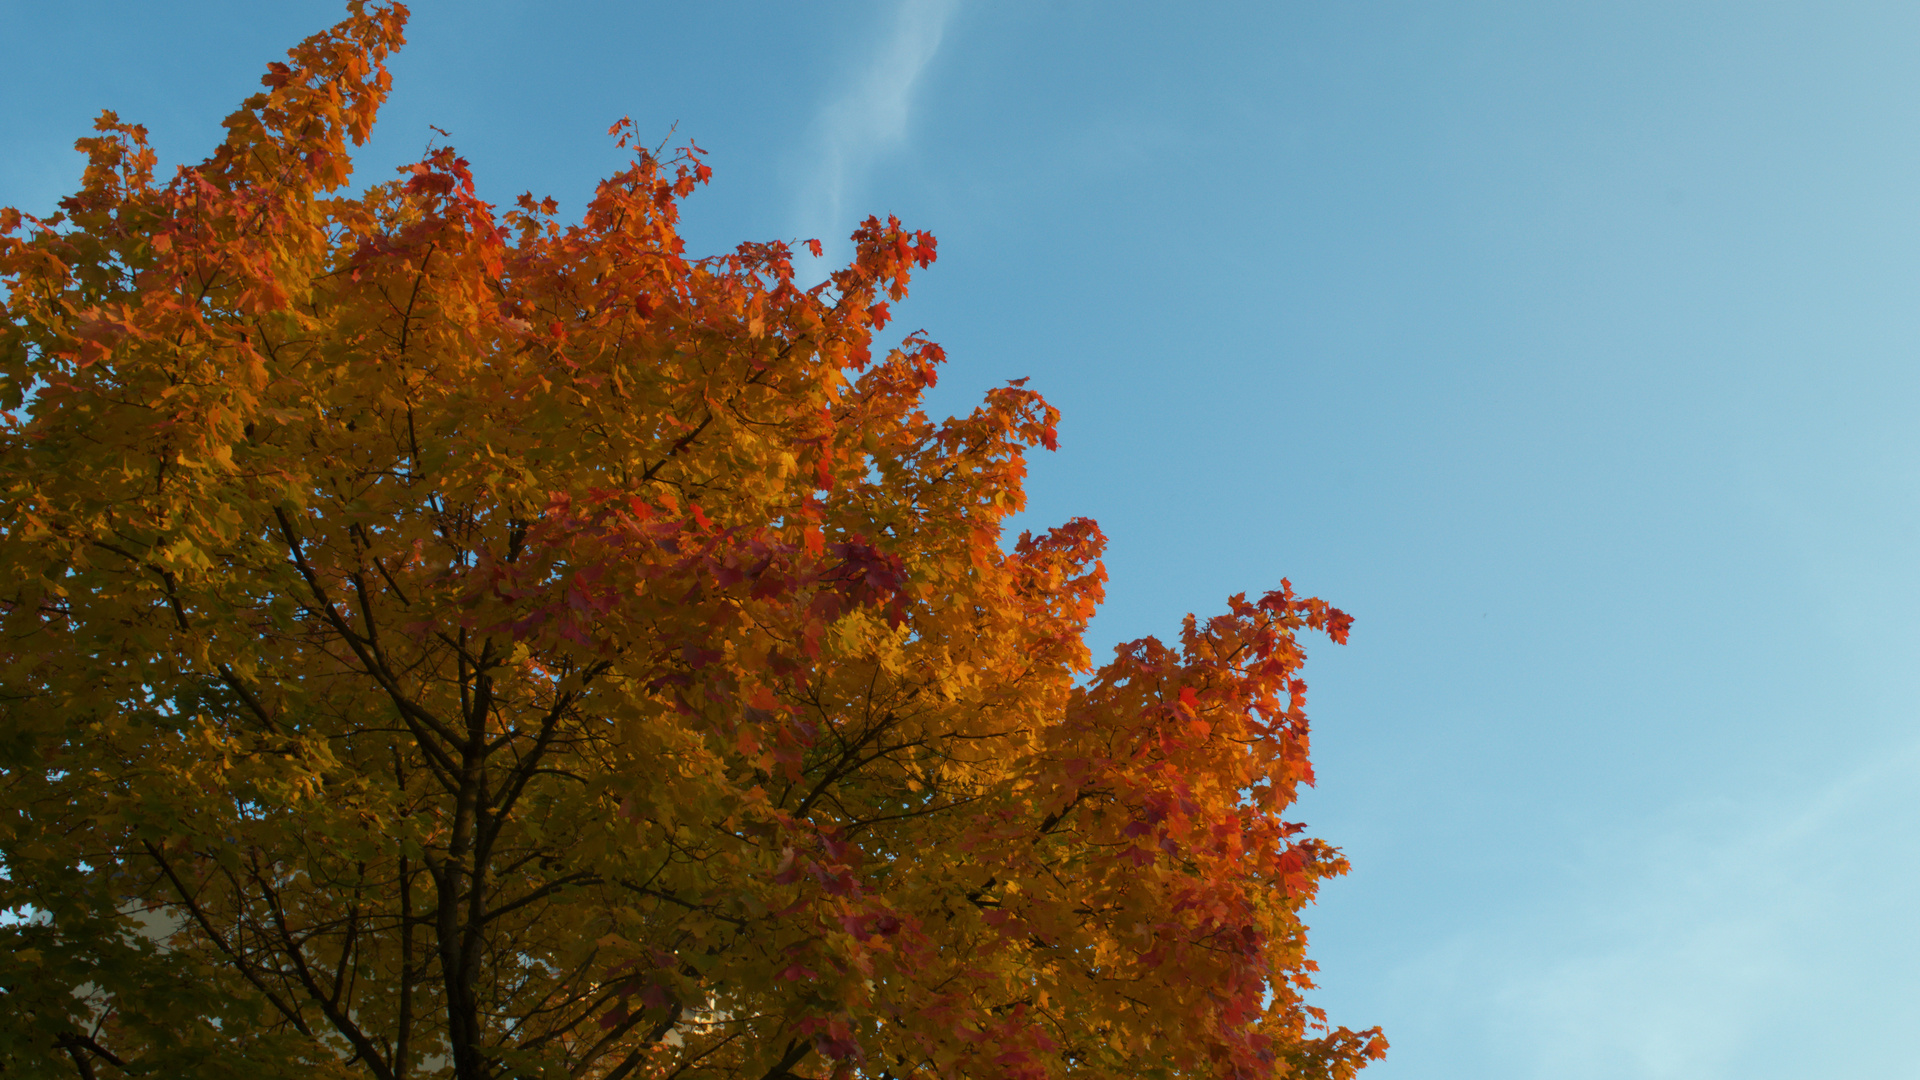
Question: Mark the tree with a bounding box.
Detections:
[0,4,1386,1078]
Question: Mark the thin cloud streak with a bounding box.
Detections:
[1378,738,1920,1078]
[793,0,958,271]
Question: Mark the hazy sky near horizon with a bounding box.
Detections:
[5,2,1919,1075]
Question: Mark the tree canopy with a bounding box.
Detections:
[0,4,1385,1078]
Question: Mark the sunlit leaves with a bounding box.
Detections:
[0,3,1382,1078]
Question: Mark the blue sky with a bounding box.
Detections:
[6,1,1919,1075]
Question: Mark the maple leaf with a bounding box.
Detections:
[0,4,1382,1079]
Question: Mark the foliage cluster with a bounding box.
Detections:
[0,5,1384,1078]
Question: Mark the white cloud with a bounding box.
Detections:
[793,0,959,269]
[1378,737,1920,1078]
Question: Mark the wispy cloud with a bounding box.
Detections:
[1380,739,1920,1078]
[794,0,959,268]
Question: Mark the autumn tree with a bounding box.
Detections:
[0,4,1385,1078]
